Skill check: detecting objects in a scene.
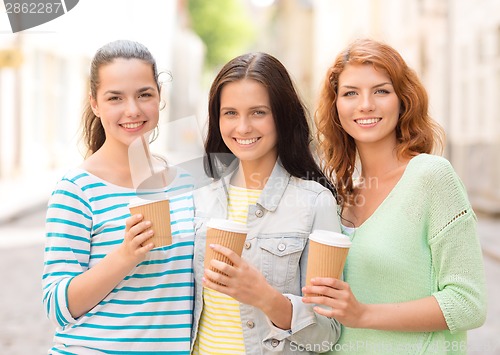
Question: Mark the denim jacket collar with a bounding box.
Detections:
[209,159,291,213]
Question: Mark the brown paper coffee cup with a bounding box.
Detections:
[305,230,352,297]
[129,198,171,248]
[204,219,248,283]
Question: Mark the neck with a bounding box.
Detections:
[100,142,131,170]
[85,142,134,187]
[356,138,402,178]
[232,157,277,190]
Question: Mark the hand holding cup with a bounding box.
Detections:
[304,230,352,297]
[128,196,172,248]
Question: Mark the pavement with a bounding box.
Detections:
[0,170,62,354]
[0,169,63,225]
[0,171,499,354]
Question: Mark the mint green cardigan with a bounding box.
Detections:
[330,154,486,355]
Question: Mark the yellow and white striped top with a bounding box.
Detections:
[193,184,261,354]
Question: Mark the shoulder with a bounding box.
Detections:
[288,176,332,195]
[288,177,338,210]
[407,154,461,189]
[410,154,455,176]
[48,168,97,211]
[54,168,95,191]
[169,166,195,188]
[409,155,474,227]
[192,178,218,210]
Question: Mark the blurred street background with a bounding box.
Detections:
[1,0,500,353]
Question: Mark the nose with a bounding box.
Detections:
[359,94,375,112]
[236,116,252,134]
[126,99,141,118]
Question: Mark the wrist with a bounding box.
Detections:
[257,284,279,312]
[111,245,140,271]
[357,303,373,329]
[259,287,292,318]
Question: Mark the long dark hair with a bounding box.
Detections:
[205,52,336,196]
[82,40,160,156]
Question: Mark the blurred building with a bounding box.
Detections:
[1,0,498,215]
[0,0,205,211]
[254,0,500,215]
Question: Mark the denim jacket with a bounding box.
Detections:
[192,160,341,354]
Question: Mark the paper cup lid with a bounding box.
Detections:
[128,194,168,208]
[207,218,248,234]
[309,229,352,248]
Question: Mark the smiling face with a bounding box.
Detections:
[336,63,401,149]
[219,79,278,167]
[90,58,160,151]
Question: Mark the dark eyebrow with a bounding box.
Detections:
[103,87,156,95]
[220,105,270,111]
[138,86,156,93]
[103,90,122,95]
[249,105,271,110]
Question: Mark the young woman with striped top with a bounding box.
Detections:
[191,52,342,354]
[42,40,195,354]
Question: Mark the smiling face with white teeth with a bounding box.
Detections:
[336,63,401,148]
[219,79,278,169]
[90,58,160,150]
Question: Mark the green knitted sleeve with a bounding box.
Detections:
[426,157,487,333]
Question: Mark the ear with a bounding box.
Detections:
[90,95,99,117]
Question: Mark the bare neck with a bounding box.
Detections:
[82,143,133,188]
[356,138,407,179]
[231,158,277,190]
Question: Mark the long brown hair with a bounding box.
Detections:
[204,52,336,195]
[315,38,445,207]
[82,40,160,156]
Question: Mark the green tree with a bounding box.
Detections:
[188,0,256,70]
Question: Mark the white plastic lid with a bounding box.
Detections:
[309,229,352,248]
[128,194,168,208]
[207,218,248,234]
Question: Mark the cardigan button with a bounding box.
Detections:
[246,320,255,328]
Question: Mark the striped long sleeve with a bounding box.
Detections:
[42,168,195,354]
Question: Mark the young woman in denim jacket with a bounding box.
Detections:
[191,52,341,354]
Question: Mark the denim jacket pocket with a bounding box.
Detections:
[258,234,308,292]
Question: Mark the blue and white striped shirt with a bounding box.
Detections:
[42,167,195,354]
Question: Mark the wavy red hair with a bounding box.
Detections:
[315,38,445,208]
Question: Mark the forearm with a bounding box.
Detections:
[67,247,137,318]
[258,285,293,330]
[360,296,448,331]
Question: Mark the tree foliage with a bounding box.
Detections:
[188,0,256,70]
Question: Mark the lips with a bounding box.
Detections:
[355,118,381,125]
[235,137,259,145]
[120,121,145,129]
